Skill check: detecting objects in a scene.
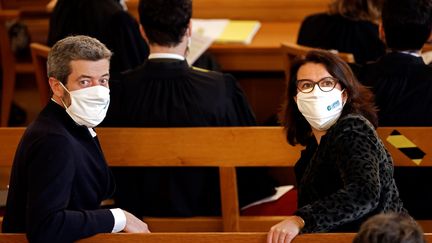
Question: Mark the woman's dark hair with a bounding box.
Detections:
[329,0,384,22]
[279,50,377,146]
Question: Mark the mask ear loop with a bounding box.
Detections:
[185,36,191,59]
[340,89,347,107]
[57,81,71,108]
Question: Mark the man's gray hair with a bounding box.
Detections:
[47,35,112,84]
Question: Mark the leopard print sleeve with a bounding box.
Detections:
[296,114,402,232]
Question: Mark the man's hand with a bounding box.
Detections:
[123,210,151,233]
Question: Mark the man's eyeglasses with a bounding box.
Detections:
[296,77,339,93]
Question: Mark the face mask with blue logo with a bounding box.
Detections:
[296,88,345,131]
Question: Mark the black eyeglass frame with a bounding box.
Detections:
[296,77,339,93]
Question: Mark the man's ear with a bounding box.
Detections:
[379,22,386,44]
[49,77,64,98]
[187,20,192,38]
[139,25,149,44]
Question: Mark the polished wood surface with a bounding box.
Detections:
[127,0,330,22]
[0,0,50,14]
[98,127,302,167]
[209,22,300,72]
[30,43,50,106]
[0,233,431,243]
[0,10,35,126]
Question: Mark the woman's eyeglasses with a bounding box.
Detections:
[296,77,339,93]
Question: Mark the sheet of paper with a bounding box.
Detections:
[187,31,213,65]
[192,19,229,39]
[241,185,294,210]
[187,19,229,65]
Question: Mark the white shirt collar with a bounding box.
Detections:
[148,53,185,61]
[397,50,421,58]
[88,128,97,137]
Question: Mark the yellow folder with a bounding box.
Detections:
[215,20,261,44]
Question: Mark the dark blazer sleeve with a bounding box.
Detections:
[223,73,256,126]
[26,134,114,243]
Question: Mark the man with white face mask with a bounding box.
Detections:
[2,36,149,243]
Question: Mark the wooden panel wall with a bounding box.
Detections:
[127,0,332,22]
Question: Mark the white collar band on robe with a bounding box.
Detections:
[148,53,185,61]
[396,50,421,58]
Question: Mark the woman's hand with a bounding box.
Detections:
[267,216,304,243]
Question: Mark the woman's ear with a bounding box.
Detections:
[342,89,348,105]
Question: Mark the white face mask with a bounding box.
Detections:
[59,83,110,128]
[296,88,345,131]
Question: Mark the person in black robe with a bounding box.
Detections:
[102,0,277,217]
[358,0,432,220]
[47,0,149,74]
[297,0,385,64]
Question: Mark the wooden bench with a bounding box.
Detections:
[29,42,50,106]
[0,232,431,243]
[1,127,432,232]
[0,8,49,126]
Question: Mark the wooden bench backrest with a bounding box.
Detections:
[126,0,331,22]
[29,42,50,106]
[98,127,303,231]
[1,127,432,232]
[0,10,35,126]
[0,10,49,126]
[0,0,50,13]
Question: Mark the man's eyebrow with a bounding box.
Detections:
[75,73,110,80]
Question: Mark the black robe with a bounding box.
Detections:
[48,0,149,74]
[102,59,276,217]
[297,13,385,64]
[358,52,432,219]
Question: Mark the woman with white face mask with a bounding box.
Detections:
[267,50,406,243]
